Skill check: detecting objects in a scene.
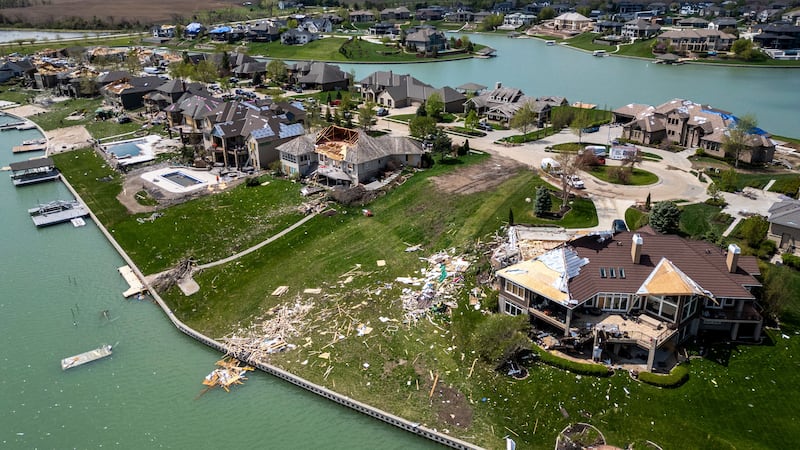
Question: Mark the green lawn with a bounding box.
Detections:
[679,202,732,239]
[247,36,473,62]
[563,32,614,52]
[54,145,800,449]
[614,39,659,58]
[587,166,658,185]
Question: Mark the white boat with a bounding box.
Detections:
[593,50,607,57]
[545,40,556,46]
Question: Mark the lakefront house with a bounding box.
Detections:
[496,229,763,372]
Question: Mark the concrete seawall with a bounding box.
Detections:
[58,170,482,450]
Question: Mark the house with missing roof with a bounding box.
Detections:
[613,99,775,164]
[496,229,763,372]
[100,76,165,110]
[767,199,800,254]
[276,125,423,185]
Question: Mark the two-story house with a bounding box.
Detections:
[497,230,763,372]
[277,125,424,185]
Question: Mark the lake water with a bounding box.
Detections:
[0,29,107,43]
[337,33,800,137]
[0,117,433,449]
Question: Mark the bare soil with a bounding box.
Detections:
[0,0,240,25]
[430,155,525,195]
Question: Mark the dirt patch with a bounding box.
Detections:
[0,0,239,24]
[433,382,473,428]
[430,155,526,194]
[45,124,93,153]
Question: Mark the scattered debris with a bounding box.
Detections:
[303,288,322,294]
[200,358,253,393]
[271,286,289,296]
[376,260,386,267]
[396,251,471,324]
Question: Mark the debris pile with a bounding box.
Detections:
[221,300,313,360]
[396,251,471,323]
[201,358,253,393]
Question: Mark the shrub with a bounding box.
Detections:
[758,240,777,260]
[532,346,612,376]
[245,177,261,187]
[782,253,800,270]
[638,363,690,388]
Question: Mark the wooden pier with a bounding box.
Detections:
[13,143,47,153]
[118,265,146,297]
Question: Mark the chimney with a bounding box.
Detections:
[631,234,643,264]
[727,243,741,273]
[495,81,502,90]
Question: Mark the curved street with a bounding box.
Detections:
[378,111,710,230]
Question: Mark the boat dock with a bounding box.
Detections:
[9,157,59,186]
[29,199,89,227]
[13,143,47,153]
[0,121,25,130]
[61,344,113,370]
[118,265,146,297]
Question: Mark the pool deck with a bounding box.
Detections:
[140,167,220,194]
[103,135,160,166]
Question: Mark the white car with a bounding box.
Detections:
[565,175,585,189]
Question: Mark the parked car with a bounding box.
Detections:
[612,219,628,233]
[293,86,303,93]
[477,122,493,132]
[116,115,131,124]
[565,175,585,189]
[582,125,600,133]
[376,107,388,116]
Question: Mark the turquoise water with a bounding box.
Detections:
[0,128,435,448]
[337,33,800,137]
[105,139,144,158]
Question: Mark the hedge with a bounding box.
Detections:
[638,363,690,388]
[532,345,612,377]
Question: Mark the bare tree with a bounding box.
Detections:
[555,151,586,207]
[510,102,538,136]
[723,114,758,169]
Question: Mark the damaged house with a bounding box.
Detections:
[277,125,423,185]
[496,229,763,371]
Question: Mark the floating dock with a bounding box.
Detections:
[118,265,146,298]
[29,199,89,227]
[61,344,113,370]
[0,121,25,130]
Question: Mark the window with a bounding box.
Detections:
[681,296,698,322]
[618,267,626,279]
[646,295,678,322]
[596,293,629,311]
[505,280,528,302]
[504,301,524,316]
[600,268,607,278]
[609,268,616,278]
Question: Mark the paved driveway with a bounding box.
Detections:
[376,114,711,231]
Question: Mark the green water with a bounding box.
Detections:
[0,123,435,449]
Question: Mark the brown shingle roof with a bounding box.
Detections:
[568,231,759,302]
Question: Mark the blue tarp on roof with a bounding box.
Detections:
[210,26,231,34]
[186,23,203,33]
[701,109,769,135]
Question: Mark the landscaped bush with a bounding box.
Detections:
[782,253,800,270]
[638,363,690,388]
[532,346,612,376]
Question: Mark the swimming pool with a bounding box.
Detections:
[161,171,204,187]
[106,139,145,158]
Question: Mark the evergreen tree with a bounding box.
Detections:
[534,186,552,217]
[649,201,681,234]
[508,208,515,225]
[645,192,652,211]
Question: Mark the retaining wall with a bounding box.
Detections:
[59,173,482,450]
